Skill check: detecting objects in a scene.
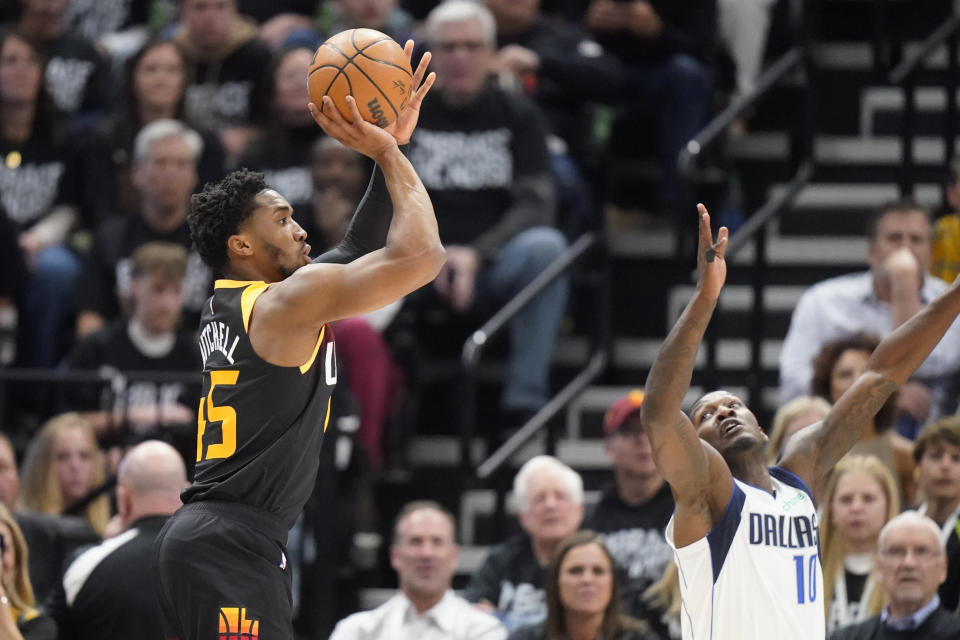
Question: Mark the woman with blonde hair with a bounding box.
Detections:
[766,395,832,466]
[640,561,682,639]
[821,454,900,633]
[19,413,110,534]
[0,503,56,638]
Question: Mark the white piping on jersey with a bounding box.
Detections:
[62,528,139,606]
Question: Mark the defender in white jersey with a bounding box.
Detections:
[642,205,960,640]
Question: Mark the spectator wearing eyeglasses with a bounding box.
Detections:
[828,511,960,639]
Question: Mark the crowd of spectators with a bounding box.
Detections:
[6,1,960,640]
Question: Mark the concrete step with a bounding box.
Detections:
[861,86,960,137]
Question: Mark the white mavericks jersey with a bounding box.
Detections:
[665,467,824,640]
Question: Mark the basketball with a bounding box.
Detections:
[308,29,413,128]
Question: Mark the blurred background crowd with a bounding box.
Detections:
[3,0,960,638]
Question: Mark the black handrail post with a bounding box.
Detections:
[748,224,768,409]
[901,75,916,196]
[946,30,958,173]
[872,0,889,77]
[459,361,477,474]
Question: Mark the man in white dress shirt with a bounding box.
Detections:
[780,199,960,434]
[330,501,507,640]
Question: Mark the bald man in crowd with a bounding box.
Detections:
[49,441,187,640]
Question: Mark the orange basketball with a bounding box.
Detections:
[307,28,413,128]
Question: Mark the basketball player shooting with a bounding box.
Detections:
[641,204,960,639]
[154,42,443,639]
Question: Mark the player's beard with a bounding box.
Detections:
[265,240,303,279]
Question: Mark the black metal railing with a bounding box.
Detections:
[887,12,960,195]
[462,232,611,479]
[0,367,201,513]
[675,1,819,405]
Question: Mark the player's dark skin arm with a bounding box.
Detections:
[641,205,733,547]
[781,276,960,497]
[241,51,443,367]
[312,43,433,265]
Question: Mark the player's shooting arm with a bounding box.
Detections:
[311,160,394,266]
[641,207,732,543]
[273,140,445,327]
[782,277,960,487]
[314,44,434,265]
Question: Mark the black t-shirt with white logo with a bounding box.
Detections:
[0,129,78,232]
[42,32,111,116]
[462,533,547,634]
[408,83,551,250]
[183,38,271,131]
[583,482,676,615]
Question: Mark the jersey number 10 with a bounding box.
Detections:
[793,552,819,604]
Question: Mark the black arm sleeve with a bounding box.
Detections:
[311,146,409,265]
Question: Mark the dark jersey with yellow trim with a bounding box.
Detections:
[181,279,336,530]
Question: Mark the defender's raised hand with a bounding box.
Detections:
[696,203,728,301]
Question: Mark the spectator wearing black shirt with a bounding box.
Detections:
[582,0,714,209]
[487,0,621,237]
[13,0,111,123]
[582,390,675,623]
[67,243,199,460]
[236,45,322,219]
[464,456,584,633]
[78,38,225,224]
[172,0,272,161]
[65,0,152,43]
[0,29,82,367]
[0,205,25,365]
[49,440,187,640]
[411,1,568,421]
[76,119,213,339]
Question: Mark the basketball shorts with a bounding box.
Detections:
[154,501,293,640]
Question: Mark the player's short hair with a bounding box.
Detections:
[130,242,188,282]
[866,197,932,241]
[392,500,457,544]
[913,416,960,464]
[513,455,584,513]
[187,169,268,272]
[878,511,945,552]
[425,0,496,47]
[133,118,203,164]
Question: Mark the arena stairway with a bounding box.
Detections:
[354,0,957,609]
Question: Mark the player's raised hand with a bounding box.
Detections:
[308,95,397,161]
[386,40,436,145]
[696,203,728,301]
